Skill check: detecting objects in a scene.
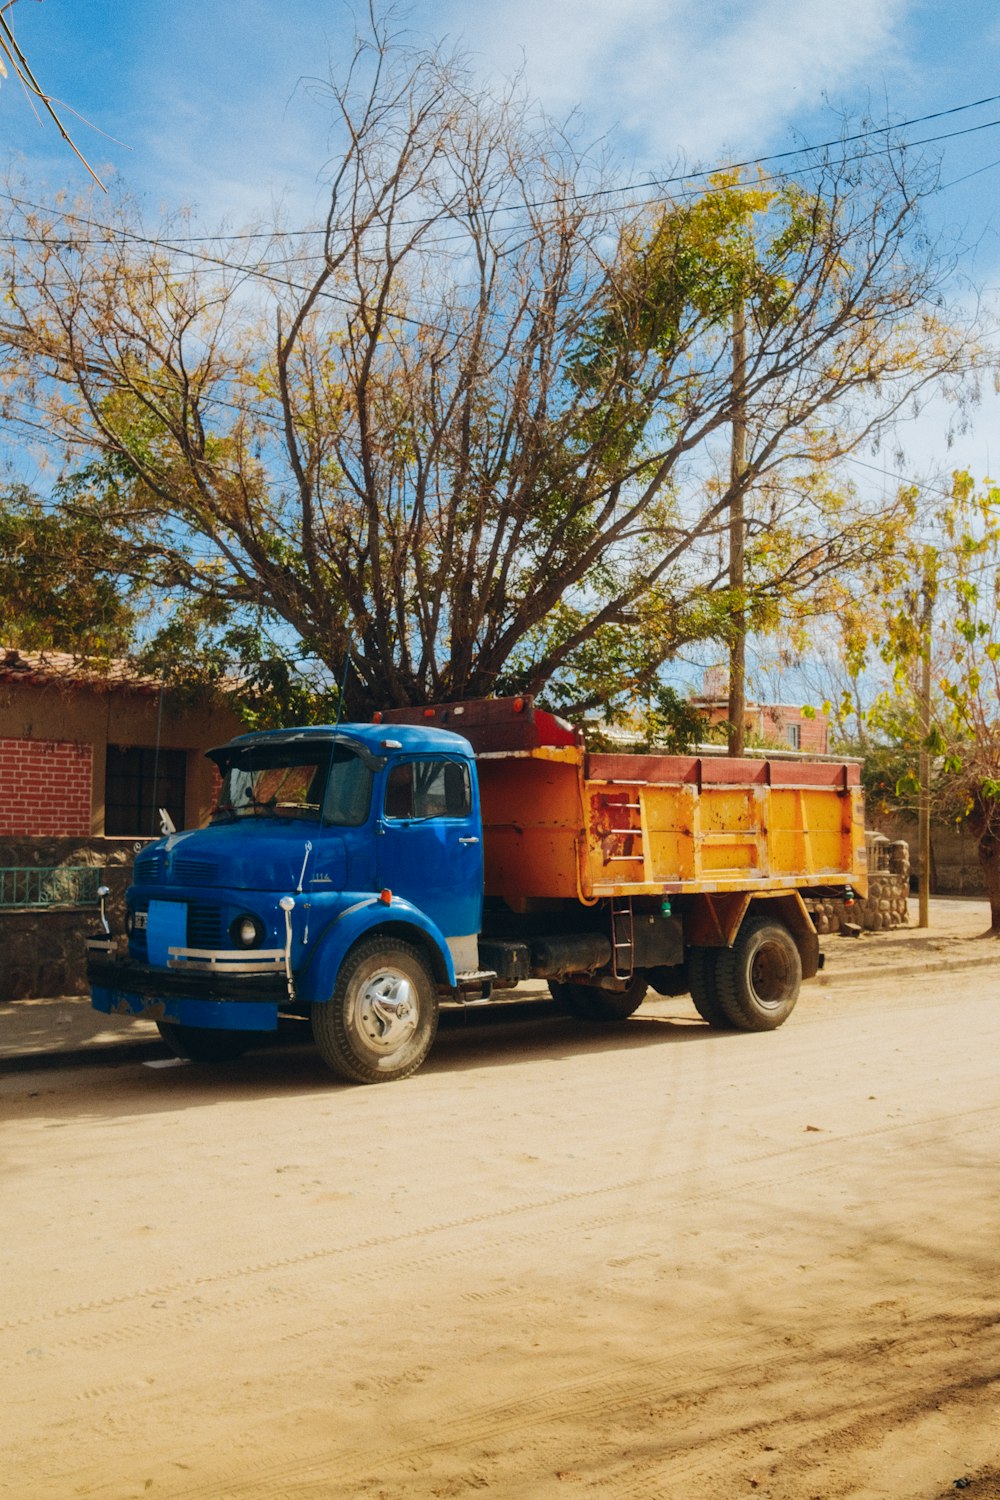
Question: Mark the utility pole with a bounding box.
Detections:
[727,296,747,757]
[917,571,933,928]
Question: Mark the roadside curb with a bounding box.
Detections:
[1,1039,170,1073]
[820,952,998,989]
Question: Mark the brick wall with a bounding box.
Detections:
[0,739,93,836]
[758,706,829,754]
[695,700,830,754]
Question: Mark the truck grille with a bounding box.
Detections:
[127,902,223,958]
[134,851,167,884]
[173,858,219,886]
[187,904,223,949]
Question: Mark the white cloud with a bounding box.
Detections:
[449,0,912,165]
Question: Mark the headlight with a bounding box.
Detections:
[230,913,265,949]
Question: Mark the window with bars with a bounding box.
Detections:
[104,746,187,837]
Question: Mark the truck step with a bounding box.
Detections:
[453,969,498,1004]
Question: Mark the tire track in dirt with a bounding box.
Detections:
[3,1101,998,1371]
[100,1306,1000,1500]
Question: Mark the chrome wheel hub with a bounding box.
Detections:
[356,969,418,1052]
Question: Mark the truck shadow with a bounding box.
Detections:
[3,1000,739,1120]
[429,998,723,1074]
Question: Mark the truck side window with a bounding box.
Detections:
[384,762,414,819]
[384,759,472,820]
[441,761,470,815]
[321,745,373,826]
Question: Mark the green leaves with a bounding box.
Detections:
[841,470,1000,848]
[0,484,143,660]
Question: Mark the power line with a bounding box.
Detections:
[1,103,992,356]
[4,90,1000,280]
[12,88,1000,247]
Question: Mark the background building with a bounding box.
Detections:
[0,650,242,999]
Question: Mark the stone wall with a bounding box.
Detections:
[806,834,910,936]
[0,835,150,1000]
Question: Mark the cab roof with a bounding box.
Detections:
[210,721,474,758]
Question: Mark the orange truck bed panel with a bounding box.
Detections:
[477,746,866,908]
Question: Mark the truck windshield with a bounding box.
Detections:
[211,742,372,826]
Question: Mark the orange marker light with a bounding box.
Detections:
[513,696,525,713]
[372,711,383,723]
[379,889,393,905]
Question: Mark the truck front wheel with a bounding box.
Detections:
[549,974,648,1022]
[312,938,439,1084]
[714,919,801,1031]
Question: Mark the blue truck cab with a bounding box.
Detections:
[87,721,492,1083]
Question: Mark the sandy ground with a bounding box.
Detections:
[2,965,999,1499]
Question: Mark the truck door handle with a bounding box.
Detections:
[458,836,480,844]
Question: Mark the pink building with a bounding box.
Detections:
[691,695,829,755]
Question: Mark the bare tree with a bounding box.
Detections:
[0,1,105,188]
[0,20,978,711]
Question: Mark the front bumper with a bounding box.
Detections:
[88,955,286,1002]
[88,955,285,1031]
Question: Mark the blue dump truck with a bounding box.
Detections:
[87,697,867,1084]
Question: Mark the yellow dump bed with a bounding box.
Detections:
[476,744,867,907]
[380,697,867,909]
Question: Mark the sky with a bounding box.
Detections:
[3,0,1000,691]
[3,1,1000,455]
[4,0,1000,245]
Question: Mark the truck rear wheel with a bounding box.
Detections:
[686,947,733,1029]
[156,1021,254,1063]
[549,974,648,1022]
[312,937,439,1084]
[714,919,801,1031]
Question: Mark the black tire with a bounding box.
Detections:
[686,947,733,1028]
[714,919,801,1031]
[156,1021,255,1063]
[312,937,438,1084]
[648,963,689,997]
[549,973,648,1022]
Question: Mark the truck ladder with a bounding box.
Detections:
[611,894,635,979]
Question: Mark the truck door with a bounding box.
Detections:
[376,755,483,957]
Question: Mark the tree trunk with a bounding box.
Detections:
[976,828,1000,934]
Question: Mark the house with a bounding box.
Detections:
[0,649,243,999]
[0,649,241,839]
[690,669,829,755]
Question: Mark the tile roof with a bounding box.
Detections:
[0,648,161,693]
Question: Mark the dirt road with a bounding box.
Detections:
[2,970,999,1500]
